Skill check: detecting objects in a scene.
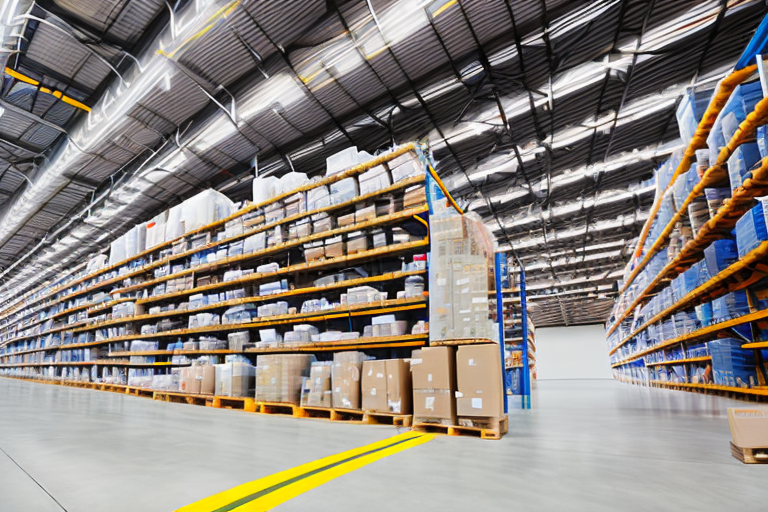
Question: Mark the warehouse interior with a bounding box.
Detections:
[2,1,768,510]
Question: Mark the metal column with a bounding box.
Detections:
[518,259,531,409]
[494,252,508,414]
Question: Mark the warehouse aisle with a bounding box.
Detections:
[0,379,765,512]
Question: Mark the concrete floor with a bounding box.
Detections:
[0,379,765,512]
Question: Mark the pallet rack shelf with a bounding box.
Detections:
[606,26,768,396]
[0,141,510,438]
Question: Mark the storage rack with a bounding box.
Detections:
[493,252,534,408]
[0,141,509,436]
[605,27,768,400]
[0,143,430,382]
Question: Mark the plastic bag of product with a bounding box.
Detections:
[276,172,310,195]
[253,176,278,205]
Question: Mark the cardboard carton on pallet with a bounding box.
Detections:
[455,344,505,432]
[361,358,412,414]
[412,346,456,425]
[728,408,768,463]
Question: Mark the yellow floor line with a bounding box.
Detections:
[175,431,434,512]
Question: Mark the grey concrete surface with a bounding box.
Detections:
[0,378,765,512]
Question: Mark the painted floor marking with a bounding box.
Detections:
[175,431,434,512]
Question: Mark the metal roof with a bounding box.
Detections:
[0,0,765,327]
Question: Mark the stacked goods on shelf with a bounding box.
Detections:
[0,144,430,390]
[0,142,509,437]
[605,58,768,397]
[492,261,536,395]
[428,204,496,343]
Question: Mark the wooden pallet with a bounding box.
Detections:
[125,386,154,398]
[99,383,128,393]
[363,411,412,427]
[330,408,365,422]
[412,416,508,440]
[731,442,768,463]
[299,406,365,422]
[212,396,258,412]
[301,405,334,420]
[259,401,307,417]
[153,391,213,407]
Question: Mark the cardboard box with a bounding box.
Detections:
[338,213,355,227]
[412,347,455,422]
[179,365,215,395]
[386,359,412,414]
[347,232,368,255]
[324,237,345,259]
[361,359,411,414]
[332,351,367,409]
[362,360,387,412]
[304,243,325,262]
[215,362,256,397]
[403,185,426,209]
[728,408,768,448]
[456,344,503,418]
[303,362,332,407]
[355,204,376,223]
[255,354,314,404]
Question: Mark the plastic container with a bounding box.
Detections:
[404,276,425,298]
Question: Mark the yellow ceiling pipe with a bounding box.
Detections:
[4,67,91,112]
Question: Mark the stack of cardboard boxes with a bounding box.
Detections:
[361,359,412,414]
[411,345,503,427]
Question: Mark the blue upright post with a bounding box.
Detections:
[494,252,508,414]
[518,261,531,409]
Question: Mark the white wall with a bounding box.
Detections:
[536,324,613,380]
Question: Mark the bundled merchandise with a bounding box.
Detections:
[112,302,143,319]
[429,209,495,341]
[712,291,750,323]
[695,302,714,327]
[179,363,215,394]
[363,315,408,337]
[145,211,169,249]
[222,305,257,324]
[345,286,384,305]
[255,354,314,404]
[361,359,412,414]
[708,338,757,388]
[188,312,221,328]
[735,199,768,257]
[300,361,333,407]
[330,178,359,205]
[228,331,250,351]
[728,143,761,190]
[703,239,738,276]
[284,324,319,344]
[704,188,730,218]
[359,165,391,195]
[325,146,373,176]
[215,362,256,397]
[332,351,368,409]
[676,86,713,145]
[759,125,768,159]
[388,151,423,183]
[687,197,710,235]
[411,346,456,423]
[253,175,278,204]
[151,374,179,391]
